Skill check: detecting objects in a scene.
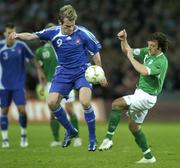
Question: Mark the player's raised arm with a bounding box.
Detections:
[117,29,132,55]
[126,49,149,76]
[10,32,39,40]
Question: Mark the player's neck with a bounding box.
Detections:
[154,50,162,56]
[6,40,15,47]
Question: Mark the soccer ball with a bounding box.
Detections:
[85,65,105,84]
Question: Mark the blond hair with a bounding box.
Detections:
[58,5,77,23]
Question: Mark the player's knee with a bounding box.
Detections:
[112,101,122,110]
[80,100,91,109]
[112,98,127,110]
[17,107,26,114]
[128,122,140,133]
[47,99,58,111]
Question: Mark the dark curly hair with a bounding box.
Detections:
[148,32,169,53]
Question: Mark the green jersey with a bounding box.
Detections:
[35,43,58,82]
[133,47,168,95]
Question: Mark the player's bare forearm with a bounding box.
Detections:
[117,29,132,54]
[10,32,38,40]
[121,39,132,55]
[92,52,108,87]
[127,50,148,76]
[16,33,38,40]
[92,52,102,67]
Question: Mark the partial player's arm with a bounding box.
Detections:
[10,32,39,40]
[92,52,108,87]
[117,29,148,75]
[117,29,132,55]
[92,52,102,67]
[31,58,46,85]
[126,50,149,76]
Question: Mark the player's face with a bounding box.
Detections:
[60,18,75,35]
[148,40,161,55]
[4,28,16,45]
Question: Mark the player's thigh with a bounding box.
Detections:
[12,89,26,106]
[123,89,157,112]
[47,92,63,109]
[79,87,92,107]
[112,97,129,110]
[0,90,12,109]
[16,105,26,114]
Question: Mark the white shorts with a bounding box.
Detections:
[123,89,157,124]
[46,82,75,104]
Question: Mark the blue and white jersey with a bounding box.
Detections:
[0,40,33,90]
[35,25,101,68]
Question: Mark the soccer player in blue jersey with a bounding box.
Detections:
[11,5,107,151]
[0,23,45,148]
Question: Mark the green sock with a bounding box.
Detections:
[70,114,79,136]
[106,109,121,140]
[132,130,153,159]
[50,119,60,142]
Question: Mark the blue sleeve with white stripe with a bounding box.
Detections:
[78,26,102,55]
[35,26,59,41]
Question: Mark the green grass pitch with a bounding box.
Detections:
[0,122,179,168]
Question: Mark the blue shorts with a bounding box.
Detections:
[0,89,26,108]
[49,65,92,97]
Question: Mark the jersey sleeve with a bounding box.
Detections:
[146,58,167,75]
[80,27,102,55]
[133,47,147,61]
[35,27,56,41]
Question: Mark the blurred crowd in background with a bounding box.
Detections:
[0,0,179,99]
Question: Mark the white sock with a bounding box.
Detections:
[20,127,27,135]
[2,130,8,141]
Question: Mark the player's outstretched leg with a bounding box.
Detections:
[52,106,78,148]
[19,113,28,148]
[84,106,96,151]
[99,109,121,151]
[0,114,9,148]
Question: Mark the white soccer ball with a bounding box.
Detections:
[85,65,105,84]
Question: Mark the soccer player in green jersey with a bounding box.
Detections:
[36,23,82,147]
[99,30,168,164]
